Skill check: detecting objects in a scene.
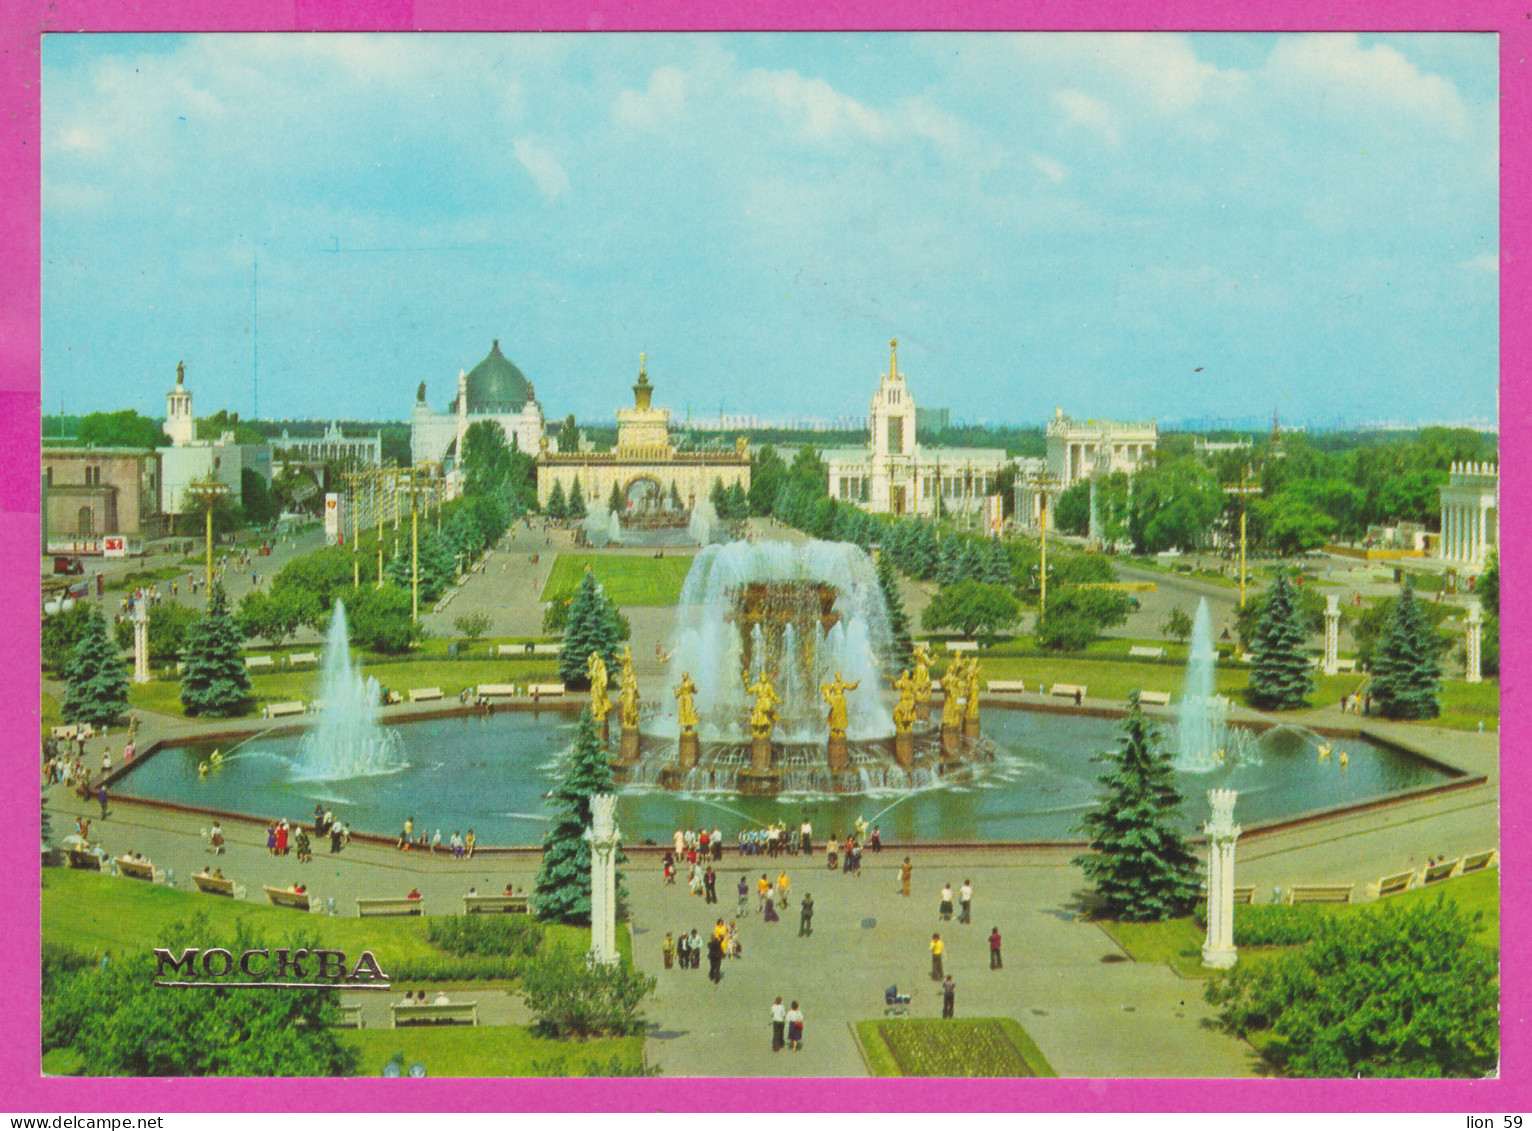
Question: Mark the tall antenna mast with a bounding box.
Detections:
[252,255,260,420]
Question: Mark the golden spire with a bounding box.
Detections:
[889,338,898,381]
[640,352,647,379]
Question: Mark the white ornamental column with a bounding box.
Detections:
[1201,789,1241,970]
[586,793,621,966]
[1322,594,1340,676]
[132,597,150,685]
[1466,599,1483,684]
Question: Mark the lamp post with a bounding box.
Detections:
[1226,462,1261,608]
[184,475,229,597]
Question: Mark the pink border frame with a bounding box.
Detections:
[5,1,1523,1112]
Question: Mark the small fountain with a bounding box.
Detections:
[293,601,407,780]
[1174,599,1257,772]
[688,496,720,545]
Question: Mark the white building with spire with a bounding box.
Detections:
[158,361,271,517]
[822,340,1013,522]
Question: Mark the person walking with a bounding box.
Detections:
[786,1000,805,1051]
[687,928,703,969]
[662,932,676,970]
[770,997,787,1052]
[989,925,1003,970]
[704,865,717,904]
[707,932,725,983]
[758,873,771,913]
[799,893,814,937]
[959,879,973,924]
[939,883,954,921]
[930,933,944,981]
[942,974,956,1018]
[96,785,108,820]
[900,856,913,897]
[737,875,750,918]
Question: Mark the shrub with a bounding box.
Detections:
[424,914,546,958]
[519,943,656,1038]
[386,956,522,983]
[1194,903,1324,947]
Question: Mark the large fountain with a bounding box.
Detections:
[621,539,995,794]
[293,601,407,780]
[1174,599,1259,772]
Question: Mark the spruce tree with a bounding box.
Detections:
[568,478,588,520]
[558,567,619,689]
[546,480,567,519]
[533,708,628,925]
[1074,693,1201,921]
[669,481,683,510]
[1248,569,1315,709]
[61,607,129,729]
[727,481,748,521]
[984,540,1013,586]
[709,478,729,517]
[936,537,959,587]
[883,521,907,573]
[957,540,985,584]
[877,553,915,674]
[1370,583,1443,719]
[609,482,624,514]
[912,523,939,580]
[179,584,254,718]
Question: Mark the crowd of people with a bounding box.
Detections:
[397,815,477,857]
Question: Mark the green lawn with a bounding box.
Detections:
[855,1018,1055,1077]
[41,868,593,971]
[126,657,560,719]
[1099,869,1500,977]
[42,691,62,739]
[540,553,694,606]
[339,1026,646,1077]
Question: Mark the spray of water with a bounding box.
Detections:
[293,601,407,780]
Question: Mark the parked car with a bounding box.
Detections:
[52,556,84,575]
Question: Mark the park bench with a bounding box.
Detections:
[1128,646,1166,659]
[336,1003,365,1029]
[1371,869,1417,898]
[527,683,566,697]
[1233,884,1254,904]
[356,897,424,917]
[264,885,316,912]
[1137,690,1172,707]
[391,1000,479,1028]
[287,652,320,667]
[476,684,518,699]
[67,847,103,870]
[115,857,160,883]
[496,644,531,657]
[985,680,1030,693]
[464,893,529,914]
[51,725,78,740]
[1421,860,1460,886]
[193,872,245,899]
[408,687,444,702]
[944,641,979,652]
[1460,849,1498,874]
[265,701,307,718]
[1334,659,1358,673]
[531,643,562,655]
[1049,683,1088,701]
[245,655,275,670]
[1287,883,1354,905]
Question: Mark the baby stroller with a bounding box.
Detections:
[884,984,914,1017]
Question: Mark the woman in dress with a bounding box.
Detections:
[689,862,704,896]
[786,1001,804,1051]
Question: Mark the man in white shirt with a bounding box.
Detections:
[770,996,786,1052]
[959,879,974,924]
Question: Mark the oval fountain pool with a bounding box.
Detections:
[114,706,1453,845]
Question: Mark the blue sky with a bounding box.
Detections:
[42,32,1498,429]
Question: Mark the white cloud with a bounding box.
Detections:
[513,137,569,200]
[1264,34,1470,134]
[1463,253,1498,274]
[615,65,688,129]
[1054,89,1119,146]
[1030,154,1067,183]
[741,67,888,143]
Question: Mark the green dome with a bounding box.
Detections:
[465,340,532,414]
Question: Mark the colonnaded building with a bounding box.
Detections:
[1437,460,1498,568]
[536,357,750,511]
[1012,408,1158,529]
[411,340,550,475]
[822,340,1011,521]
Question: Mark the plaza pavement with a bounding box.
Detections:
[41,521,1500,1077]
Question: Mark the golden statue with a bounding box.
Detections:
[820,671,861,738]
[587,652,611,722]
[911,643,935,705]
[618,645,640,730]
[939,657,967,729]
[745,672,781,740]
[892,669,918,735]
[963,656,983,720]
[674,671,699,733]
